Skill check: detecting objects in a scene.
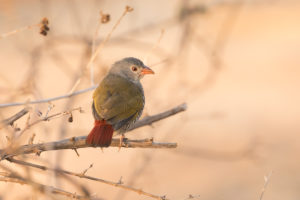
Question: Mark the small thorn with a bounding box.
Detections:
[73,148,80,157]
[117,176,123,185]
[80,163,93,176]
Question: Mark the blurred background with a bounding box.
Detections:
[0,0,300,199]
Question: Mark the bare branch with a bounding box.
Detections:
[0,86,96,108]
[7,158,166,200]
[129,103,187,131]
[0,163,97,199]
[16,107,83,138]
[90,11,111,86]
[143,29,165,64]
[0,176,99,200]
[1,107,31,126]
[68,5,134,94]
[0,137,176,159]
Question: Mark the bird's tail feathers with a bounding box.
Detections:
[86,120,114,147]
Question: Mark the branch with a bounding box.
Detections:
[0,137,176,159]
[0,103,186,159]
[0,17,49,39]
[68,5,134,94]
[1,107,31,126]
[0,163,97,199]
[0,176,99,200]
[16,107,83,138]
[0,86,96,108]
[7,158,166,200]
[129,103,187,131]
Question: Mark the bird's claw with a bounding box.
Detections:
[118,134,125,152]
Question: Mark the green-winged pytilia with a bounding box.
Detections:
[86,57,154,146]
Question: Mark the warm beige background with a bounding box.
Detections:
[0,0,300,199]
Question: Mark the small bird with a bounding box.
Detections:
[86,57,154,147]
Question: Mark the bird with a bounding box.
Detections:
[86,57,154,147]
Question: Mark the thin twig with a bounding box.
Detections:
[128,103,187,131]
[0,17,49,39]
[0,163,97,199]
[16,107,83,138]
[0,86,96,108]
[7,158,165,200]
[68,5,133,95]
[0,176,98,200]
[90,11,110,86]
[259,170,273,200]
[143,29,165,64]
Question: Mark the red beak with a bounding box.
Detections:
[141,66,155,75]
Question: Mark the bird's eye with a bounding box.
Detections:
[131,66,138,72]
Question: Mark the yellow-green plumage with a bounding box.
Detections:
[93,74,144,132]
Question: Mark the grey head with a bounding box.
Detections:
[109,57,154,82]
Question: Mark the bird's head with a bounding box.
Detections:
[109,57,154,81]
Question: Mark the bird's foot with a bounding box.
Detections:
[118,134,125,152]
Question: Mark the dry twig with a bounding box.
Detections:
[128,103,187,131]
[7,158,165,200]
[1,137,177,159]
[1,107,31,126]
[68,5,134,94]
[259,171,273,200]
[16,107,83,138]
[0,17,49,39]
[0,86,96,108]
[0,176,98,200]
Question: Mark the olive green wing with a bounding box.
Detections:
[93,75,144,125]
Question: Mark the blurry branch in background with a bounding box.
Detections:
[90,11,110,86]
[0,177,93,200]
[0,5,133,108]
[177,140,258,162]
[259,170,273,200]
[0,177,94,200]
[69,5,134,94]
[0,174,98,200]
[1,107,31,126]
[0,165,99,200]
[0,86,96,108]
[190,1,245,93]
[6,158,166,200]
[143,29,165,64]
[0,17,49,39]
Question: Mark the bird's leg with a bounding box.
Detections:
[118,134,125,152]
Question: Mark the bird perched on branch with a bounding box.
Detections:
[86,57,154,147]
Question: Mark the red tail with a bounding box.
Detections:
[86,120,114,147]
